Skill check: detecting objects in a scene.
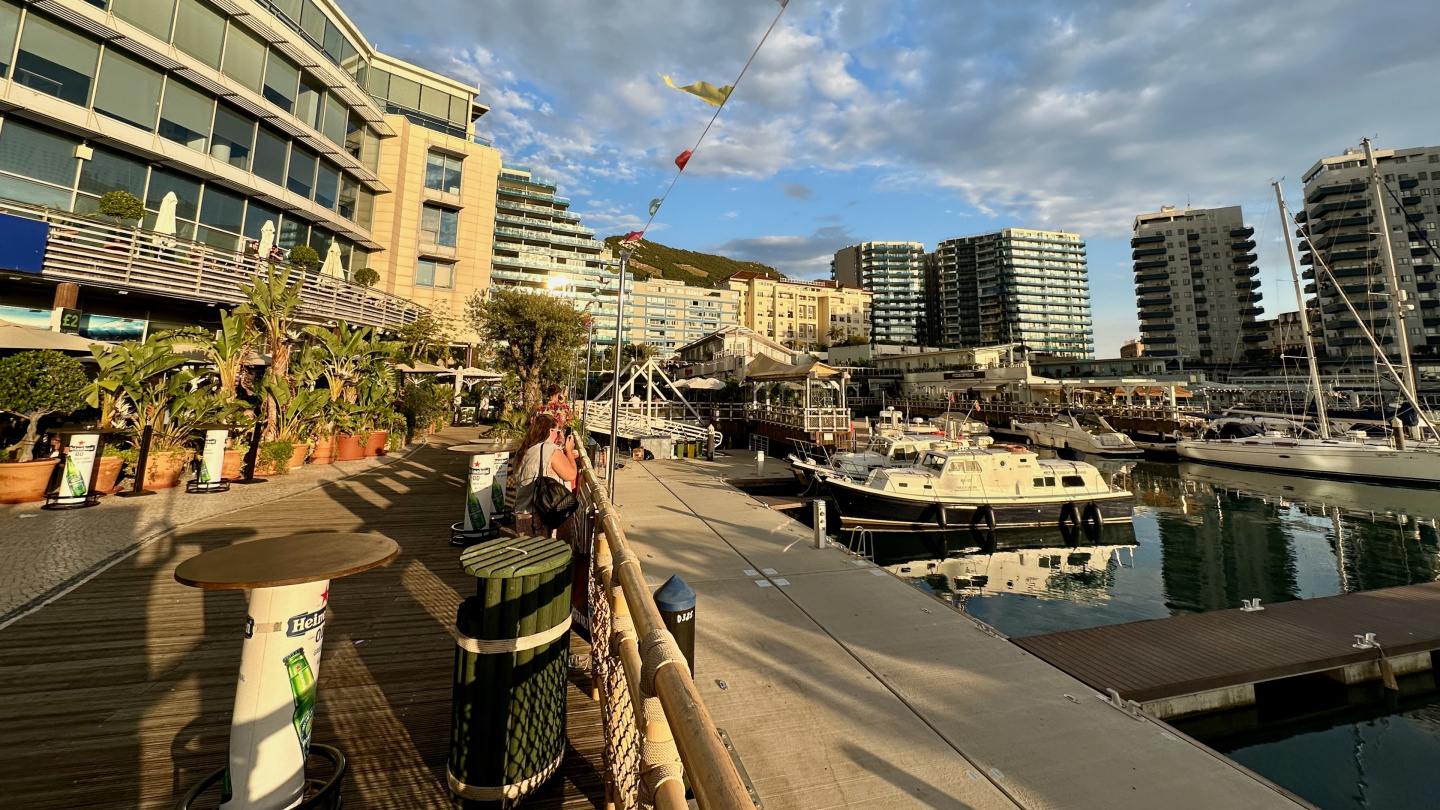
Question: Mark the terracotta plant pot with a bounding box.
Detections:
[96,455,124,494]
[0,458,61,503]
[310,437,334,466]
[222,449,243,481]
[335,434,364,461]
[144,450,192,490]
[287,443,311,469]
[365,431,388,457]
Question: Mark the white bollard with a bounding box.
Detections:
[756,450,765,477]
[813,499,826,549]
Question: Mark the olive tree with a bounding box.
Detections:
[0,350,89,462]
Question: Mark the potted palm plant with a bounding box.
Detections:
[330,401,365,461]
[0,350,90,503]
[86,338,192,489]
[262,378,328,471]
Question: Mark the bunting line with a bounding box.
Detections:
[622,0,791,245]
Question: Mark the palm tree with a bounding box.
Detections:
[237,267,304,440]
[86,338,189,430]
[303,321,396,403]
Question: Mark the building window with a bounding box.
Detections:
[93,50,162,132]
[210,104,254,170]
[313,160,339,210]
[252,124,288,186]
[421,205,458,246]
[295,71,323,130]
[0,119,76,208]
[416,259,453,289]
[159,78,214,152]
[263,50,300,113]
[173,0,224,70]
[197,184,244,249]
[222,23,267,93]
[78,147,147,200]
[425,151,462,193]
[111,0,176,41]
[286,144,316,198]
[15,14,98,107]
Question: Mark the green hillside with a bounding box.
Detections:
[601,236,782,287]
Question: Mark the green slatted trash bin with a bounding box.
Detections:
[448,535,573,808]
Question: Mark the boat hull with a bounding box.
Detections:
[1177,440,1440,486]
[827,479,1135,531]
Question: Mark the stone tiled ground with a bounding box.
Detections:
[0,442,435,625]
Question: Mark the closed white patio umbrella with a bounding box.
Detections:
[257,220,275,261]
[154,191,178,248]
[320,241,345,281]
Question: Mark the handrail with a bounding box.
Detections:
[575,451,751,810]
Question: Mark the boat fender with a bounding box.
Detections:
[1081,503,1103,539]
[1058,502,1080,531]
[1008,445,1027,453]
[937,505,948,530]
[970,505,996,533]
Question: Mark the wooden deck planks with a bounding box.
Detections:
[1014,582,1440,703]
[0,431,605,809]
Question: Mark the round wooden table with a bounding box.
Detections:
[448,440,520,546]
[174,533,398,810]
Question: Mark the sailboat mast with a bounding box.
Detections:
[1363,138,1418,398]
[1274,181,1331,439]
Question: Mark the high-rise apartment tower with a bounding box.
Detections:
[832,241,925,344]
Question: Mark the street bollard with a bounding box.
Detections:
[654,574,696,677]
[707,424,716,461]
[756,450,765,478]
[813,499,826,549]
[1393,417,1406,451]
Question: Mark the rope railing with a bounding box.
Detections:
[574,451,751,810]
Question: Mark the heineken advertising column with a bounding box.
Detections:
[223,580,328,809]
[50,431,100,508]
[449,440,519,546]
[173,533,399,810]
[190,428,232,493]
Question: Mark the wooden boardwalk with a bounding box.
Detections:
[1013,582,1440,705]
[0,430,605,809]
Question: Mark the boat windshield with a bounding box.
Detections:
[1076,412,1111,433]
[890,443,924,463]
[920,453,947,474]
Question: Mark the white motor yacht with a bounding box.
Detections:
[789,432,969,487]
[1012,410,1142,458]
[825,443,1134,532]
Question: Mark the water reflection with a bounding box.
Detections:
[871,461,1440,638]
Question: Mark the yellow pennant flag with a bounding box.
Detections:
[661,74,733,107]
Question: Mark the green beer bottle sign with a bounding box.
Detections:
[464,454,496,532]
[197,429,228,486]
[56,433,99,505]
[491,451,510,511]
[283,649,317,757]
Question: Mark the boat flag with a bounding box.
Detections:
[649,198,662,217]
[675,150,693,171]
[661,74,733,107]
[622,231,643,244]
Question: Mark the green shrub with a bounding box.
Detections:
[353,267,379,287]
[259,440,294,475]
[288,245,321,270]
[0,350,90,462]
[97,190,145,223]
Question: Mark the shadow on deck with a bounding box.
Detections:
[0,429,604,809]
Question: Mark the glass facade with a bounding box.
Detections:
[416,259,453,289]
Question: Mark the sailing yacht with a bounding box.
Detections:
[1178,167,1440,485]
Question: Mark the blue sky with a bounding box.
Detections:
[341,0,1440,356]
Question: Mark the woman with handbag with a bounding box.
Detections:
[513,413,579,537]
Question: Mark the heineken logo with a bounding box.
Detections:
[285,607,327,637]
[470,467,493,476]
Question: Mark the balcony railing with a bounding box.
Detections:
[11,200,424,330]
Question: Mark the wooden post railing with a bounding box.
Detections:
[576,451,751,810]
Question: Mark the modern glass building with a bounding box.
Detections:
[1131,205,1265,363]
[0,0,496,335]
[929,229,1094,359]
[832,241,925,344]
[489,163,625,344]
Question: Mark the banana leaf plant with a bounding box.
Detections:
[264,377,330,445]
[85,338,189,433]
[155,385,246,452]
[237,266,304,440]
[157,310,260,401]
[303,321,396,403]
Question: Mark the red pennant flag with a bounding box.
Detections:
[675,150,693,171]
[622,231,643,244]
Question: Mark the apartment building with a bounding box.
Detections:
[1299,144,1440,361]
[832,241,925,344]
[488,164,624,343]
[929,229,1094,359]
[0,0,498,338]
[1131,206,1266,363]
[624,277,739,354]
[722,271,871,349]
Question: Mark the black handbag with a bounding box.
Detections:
[535,476,578,529]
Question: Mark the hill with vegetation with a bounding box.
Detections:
[601,236,782,287]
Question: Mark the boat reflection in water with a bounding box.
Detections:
[868,459,1440,638]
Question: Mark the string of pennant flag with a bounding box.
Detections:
[619,0,790,247]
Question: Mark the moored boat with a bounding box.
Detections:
[825,443,1134,532]
[1012,409,1143,458]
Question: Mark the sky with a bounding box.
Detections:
[341,0,1440,357]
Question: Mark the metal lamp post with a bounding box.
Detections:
[606,249,631,500]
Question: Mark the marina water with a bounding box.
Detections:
[867,460,1440,810]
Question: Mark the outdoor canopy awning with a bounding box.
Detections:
[0,319,110,352]
[680,377,726,391]
[746,355,846,382]
[944,382,1005,392]
[1117,386,1193,398]
[394,361,452,374]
